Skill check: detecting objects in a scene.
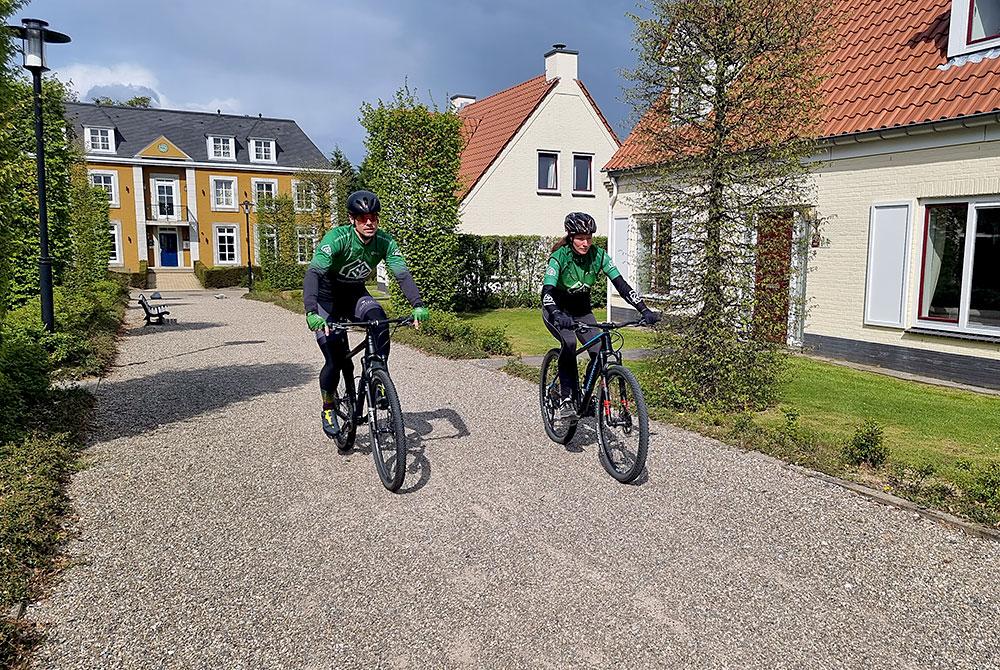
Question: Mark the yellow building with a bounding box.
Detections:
[65,102,334,283]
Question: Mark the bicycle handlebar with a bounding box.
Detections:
[574,318,646,331]
[326,315,415,329]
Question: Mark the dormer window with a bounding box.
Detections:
[85,126,114,154]
[949,0,1000,57]
[208,135,235,161]
[250,138,276,164]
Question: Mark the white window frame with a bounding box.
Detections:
[251,177,279,205]
[210,176,238,212]
[214,224,240,265]
[571,152,594,195]
[254,223,278,262]
[537,150,560,194]
[149,174,181,221]
[296,226,318,264]
[207,135,236,161]
[915,196,1000,336]
[948,0,1000,57]
[863,202,912,329]
[292,179,316,212]
[249,138,277,164]
[84,126,115,154]
[108,220,124,266]
[88,169,120,208]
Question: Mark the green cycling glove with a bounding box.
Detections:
[306,311,326,331]
[412,306,429,323]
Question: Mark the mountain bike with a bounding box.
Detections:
[539,319,650,483]
[326,315,413,492]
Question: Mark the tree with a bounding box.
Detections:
[359,87,463,310]
[64,164,112,290]
[0,0,27,326]
[255,193,302,290]
[626,0,829,410]
[91,95,152,108]
[330,146,360,227]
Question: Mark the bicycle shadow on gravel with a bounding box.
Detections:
[94,362,313,442]
[347,408,470,494]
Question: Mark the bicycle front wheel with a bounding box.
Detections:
[597,364,649,483]
[368,367,407,492]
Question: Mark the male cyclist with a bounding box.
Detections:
[541,212,659,418]
[304,190,429,438]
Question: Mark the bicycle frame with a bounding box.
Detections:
[328,316,412,423]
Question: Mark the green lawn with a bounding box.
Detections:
[762,356,1000,477]
[459,307,657,357]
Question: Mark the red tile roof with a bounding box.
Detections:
[457,76,558,200]
[606,0,1000,172]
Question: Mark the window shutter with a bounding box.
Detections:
[864,203,912,328]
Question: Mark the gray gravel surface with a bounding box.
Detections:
[27,290,1000,669]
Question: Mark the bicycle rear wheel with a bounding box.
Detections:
[539,348,577,444]
[368,367,407,492]
[597,364,649,483]
[332,375,356,453]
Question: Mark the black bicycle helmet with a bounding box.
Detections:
[346,190,381,216]
[564,211,597,235]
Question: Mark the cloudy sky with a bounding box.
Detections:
[15,0,643,165]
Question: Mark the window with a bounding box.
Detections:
[208,135,235,160]
[949,0,1000,56]
[293,181,316,211]
[215,225,238,265]
[919,201,1000,332]
[256,225,278,262]
[538,152,559,192]
[572,154,593,193]
[85,127,114,153]
[252,178,277,205]
[108,221,123,266]
[250,138,276,163]
[297,227,318,263]
[636,214,671,298]
[88,170,119,207]
[971,0,1000,43]
[211,176,237,210]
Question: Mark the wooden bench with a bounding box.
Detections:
[138,294,170,325]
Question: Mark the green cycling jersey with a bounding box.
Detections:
[309,226,407,283]
[543,244,621,295]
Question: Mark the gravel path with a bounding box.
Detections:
[27,291,1000,669]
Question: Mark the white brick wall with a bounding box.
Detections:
[808,139,1000,361]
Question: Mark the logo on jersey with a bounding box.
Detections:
[339,259,372,281]
[321,244,332,255]
[542,294,555,306]
[627,289,640,304]
[545,266,557,277]
[566,281,590,294]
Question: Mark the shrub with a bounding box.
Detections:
[970,462,1000,513]
[842,418,888,468]
[478,325,513,356]
[194,261,261,288]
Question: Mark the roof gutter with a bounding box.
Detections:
[819,110,1000,146]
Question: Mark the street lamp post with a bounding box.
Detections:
[241,199,254,290]
[6,18,70,332]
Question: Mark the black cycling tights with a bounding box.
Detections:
[543,311,602,401]
[318,304,389,399]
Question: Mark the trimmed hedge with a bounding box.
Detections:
[455,234,608,310]
[194,261,262,289]
[110,260,147,289]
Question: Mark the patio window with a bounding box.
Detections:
[919,202,1000,331]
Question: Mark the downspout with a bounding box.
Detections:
[607,172,619,317]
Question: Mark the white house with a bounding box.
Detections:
[603,0,1000,389]
[455,45,621,237]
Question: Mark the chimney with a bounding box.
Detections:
[545,43,578,82]
[449,94,476,111]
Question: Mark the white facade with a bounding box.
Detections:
[458,52,621,237]
[605,121,1000,367]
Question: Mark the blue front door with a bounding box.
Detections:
[159,231,179,267]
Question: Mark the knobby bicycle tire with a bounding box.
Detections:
[597,364,649,483]
[539,348,578,445]
[368,367,407,492]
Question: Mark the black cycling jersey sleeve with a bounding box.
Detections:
[540,284,561,321]
[303,266,323,314]
[393,268,422,307]
[610,274,648,313]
